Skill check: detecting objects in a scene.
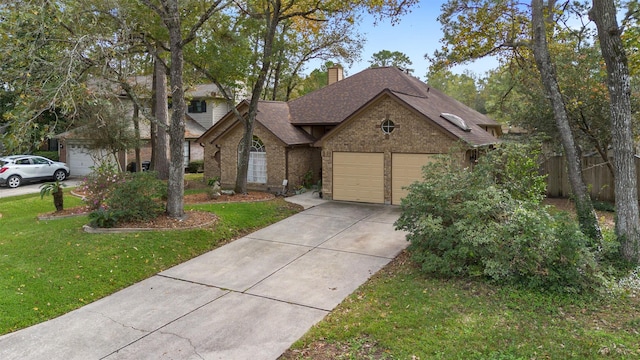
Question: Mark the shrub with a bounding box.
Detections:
[187,160,203,173]
[475,142,547,203]
[593,200,615,213]
[302,169,314,188]
[395,143,604,293]
[104,171,166,222]
[88,207,122,228]
[34,151,59,161]
[80,161,124,210]
[87,171,167,227]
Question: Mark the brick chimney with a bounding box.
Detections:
[327,66,344,85]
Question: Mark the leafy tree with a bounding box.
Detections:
[0,90,16,125]
[480,43,617,176]
[531,0,601,243]
[73,98,140,170]
[231,0,419,194]
[431,0,604,242]
[429,0,530,71]
[369,50,413,72]
[426,69,485,112]
[138,0,230,218]
[294,61,338,98]
[263,17,364,101]
[0,1,88,152]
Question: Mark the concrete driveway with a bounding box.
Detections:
[0,178,82,198]
[0,200,408,360]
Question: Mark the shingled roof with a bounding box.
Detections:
[288,67,430,126]
[197,100,315,146]
[199,67,500,147]
[255,101,315,145]
[388,89,499,147]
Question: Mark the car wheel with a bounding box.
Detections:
[54,169,67,181]
[7,175,21,188]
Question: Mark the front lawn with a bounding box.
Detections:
[0,190,300,335]
[281,252,640,359]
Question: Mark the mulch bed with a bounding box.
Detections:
[184,191,274,204]
[38,191,276,231]
[89,210,219,231]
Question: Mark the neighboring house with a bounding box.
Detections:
[197,66,502,205]
[57,78,236,176]
[57,115,207,176]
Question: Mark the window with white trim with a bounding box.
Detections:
[239,136,267,183]
[183,141,190,164]
[188,100,207,113]
[381,118,395,134]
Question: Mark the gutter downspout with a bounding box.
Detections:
[285,146,289,185]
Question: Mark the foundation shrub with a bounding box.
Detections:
[395,143,603,293]
[87,171,167,227]
[104,171,166,222]
[80,162,124,210]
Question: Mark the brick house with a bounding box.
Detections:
[197,66,501,204]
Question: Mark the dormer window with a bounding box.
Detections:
[188,100,207,113]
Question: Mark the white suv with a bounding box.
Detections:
[0,155,70,188]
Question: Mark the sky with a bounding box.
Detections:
[325,1,499,80]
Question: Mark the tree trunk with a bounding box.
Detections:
[235,1,281,194]
[165,0,185,219]
[531,0,602,242]
[53,186,63,212]
[590,0,640,263]
[153,57,170,180]
[133,103,141,171]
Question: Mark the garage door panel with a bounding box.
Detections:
[68,144,106,176]
[333,152,384,203]
[392,153,436,205]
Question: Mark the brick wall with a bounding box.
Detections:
[287,146,321,189]
[215,123,287,192]
[321,96,462,203]
[202,124,324,193]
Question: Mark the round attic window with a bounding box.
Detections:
[381,119,395,134]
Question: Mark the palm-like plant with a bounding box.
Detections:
[40,180,67,212]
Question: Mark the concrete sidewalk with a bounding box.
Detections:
[0,199,408,360]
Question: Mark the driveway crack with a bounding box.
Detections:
[87,310,149,334]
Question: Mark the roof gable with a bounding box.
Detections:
[197,100,314,146]
[316,89,499,147]
[289,67,431,126]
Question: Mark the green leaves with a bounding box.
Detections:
[395,143,605,293]
[431,0,530,71]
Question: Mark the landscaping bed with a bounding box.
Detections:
[39,188,275,231]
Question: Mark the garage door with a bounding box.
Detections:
[392,153,436,205]
[67,143,105,176]
[333,152,384,203]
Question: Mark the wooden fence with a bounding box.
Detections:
[541,155,640,202]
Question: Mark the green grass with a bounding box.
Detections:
[0,190,299,335]
[286,253,640,359]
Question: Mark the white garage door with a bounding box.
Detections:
[67,143,105,176]
[333,152,384,203]
[392,153,436,205]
